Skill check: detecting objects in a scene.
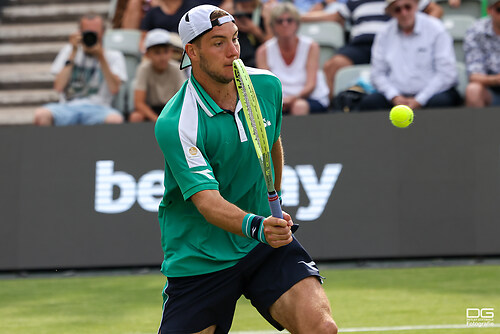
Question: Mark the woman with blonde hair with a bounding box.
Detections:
[255,2,329,115]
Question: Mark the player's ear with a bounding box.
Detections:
[186,43,198,63]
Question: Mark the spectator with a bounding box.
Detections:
[358,0,461,111]
[139,0,198,52]
[34,13,126,126]
[464,0,500,107]
[255,2,329,115]
[129,29,185,122]
[115,0,159,29]
[302,0,443,100]
[233,0,272,67]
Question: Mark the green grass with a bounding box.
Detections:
[0,265,498,333]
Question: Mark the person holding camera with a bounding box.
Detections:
[34,13,127,126]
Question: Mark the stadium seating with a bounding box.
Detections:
[442,14,476,63]
[435,0,483,18]
[333,64,371,97]
[298,21,345,68]
[333,63,468,101]
[103,29,142,116]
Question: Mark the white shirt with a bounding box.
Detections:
[265,36,330,107]
[51,44,127,106]
[370,12,457,105]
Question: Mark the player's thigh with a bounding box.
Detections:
[269,276,335,333]
[193,325,216,334]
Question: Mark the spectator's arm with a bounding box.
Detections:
[134,89,159,121]
[297,41,320,99]
[139,30,147,55]
[53,48,77,93]
[96,46,122,95]
[301,10,344,26]
[255,44,269,70]
[469,73,500,87]
[414,30,457,105]
[370,32,400,102]
[423,1,443,18]
[53,33,80,92]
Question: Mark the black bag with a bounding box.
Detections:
[331,85,367,112]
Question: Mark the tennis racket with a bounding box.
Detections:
[233,59,298,232]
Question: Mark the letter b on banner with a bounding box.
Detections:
[94,160,163,213]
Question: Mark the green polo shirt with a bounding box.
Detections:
[154,67,283,277]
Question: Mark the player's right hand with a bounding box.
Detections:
[263,212,294,248]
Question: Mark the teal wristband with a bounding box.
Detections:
[242,213,268,244]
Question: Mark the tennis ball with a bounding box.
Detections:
[389,105,414,128]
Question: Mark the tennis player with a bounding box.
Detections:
[154,4,337,334]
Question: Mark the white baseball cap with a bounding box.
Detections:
[178,4,235,69]
[144,28,171,50]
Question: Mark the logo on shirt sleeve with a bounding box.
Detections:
[192,169,215,180]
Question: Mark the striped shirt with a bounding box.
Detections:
[338,0,430,44]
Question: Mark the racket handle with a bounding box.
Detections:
[268,191,283,219]
[268,191,299,233]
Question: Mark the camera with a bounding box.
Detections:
[82,31,98,47]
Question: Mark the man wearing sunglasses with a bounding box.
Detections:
[463,0,500,108]
[357,0,461,111]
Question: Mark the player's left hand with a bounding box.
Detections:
[263,211,294,248]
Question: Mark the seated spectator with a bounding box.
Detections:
[358,0,461,111]
[233,0,272,67]
[34,13,126,126]
[463,0,500,108]
[139,0,198,52]
[129,29,185,122]
[117,0,159,29]
[302,0,443,100]
[255,2,329,115]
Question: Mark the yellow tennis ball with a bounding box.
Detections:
[389,105,414,128]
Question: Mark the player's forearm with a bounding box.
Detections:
[191,189,247,236]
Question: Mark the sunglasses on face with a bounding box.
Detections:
[275,17,295,25]
[494,6,500,13]
[393,3,413,14]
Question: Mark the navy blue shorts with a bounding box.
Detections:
[158,238,322,334]
[337,40,373,65]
